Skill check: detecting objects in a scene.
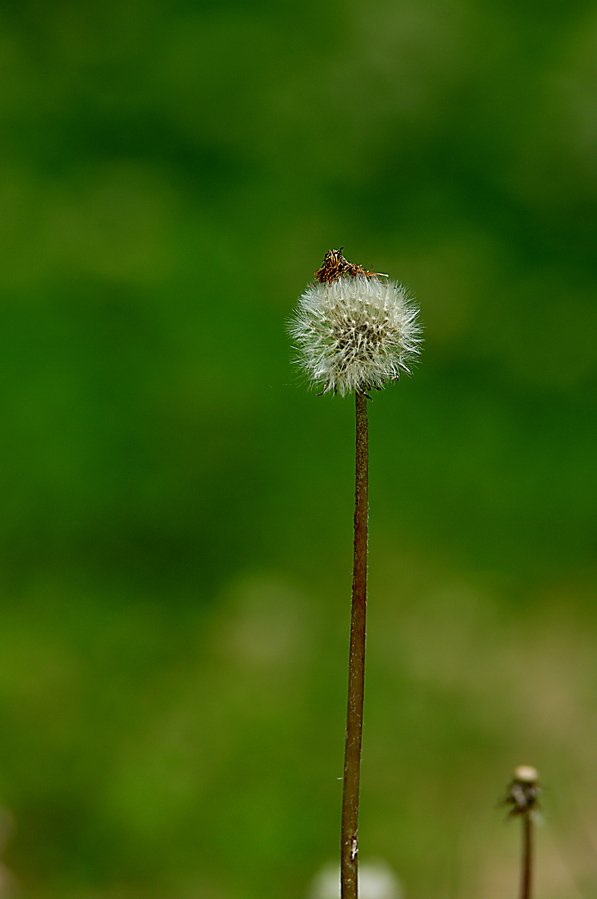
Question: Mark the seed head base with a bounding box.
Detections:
[502,767,542,819]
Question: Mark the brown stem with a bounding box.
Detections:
[341,391,369,899]
[520,813,533,899]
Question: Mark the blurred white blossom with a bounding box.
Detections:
[307,859,403,899]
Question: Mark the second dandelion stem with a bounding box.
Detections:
[341,391,369,899]
[521,812,533,899]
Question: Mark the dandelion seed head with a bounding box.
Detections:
[289,271,421,396]
[514,766,539,785]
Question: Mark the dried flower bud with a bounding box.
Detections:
[290,250,421,396]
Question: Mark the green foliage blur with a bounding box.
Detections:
[1,1,596,897]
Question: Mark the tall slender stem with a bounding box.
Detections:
[520,813,533,899]
[341,391,369,899]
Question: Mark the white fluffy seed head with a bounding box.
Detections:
[289,275,421,396]
[514,766,539,784]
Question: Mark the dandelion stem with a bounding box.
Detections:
[341,391,369,899]
[520,812,533,899]
[501,766,540,899]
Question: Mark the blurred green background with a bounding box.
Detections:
[1,0,596,897]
